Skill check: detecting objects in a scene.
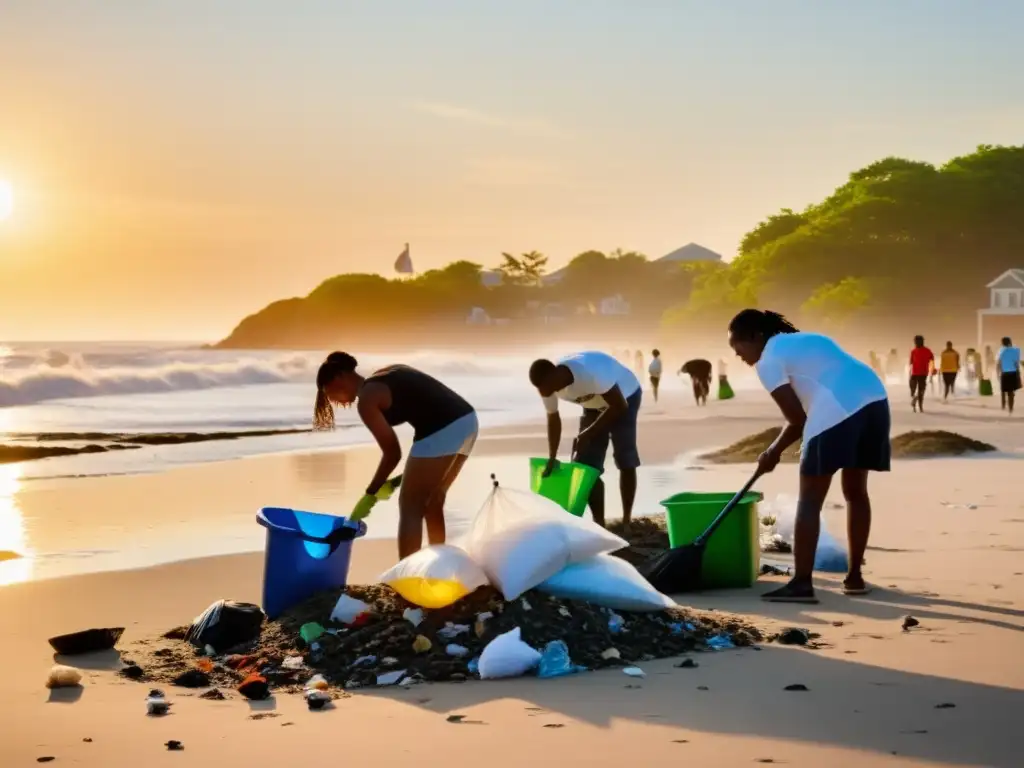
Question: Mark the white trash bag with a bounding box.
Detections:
[761,494,848,573]
[379,544,490,609]
[461,486,627,600]
[538,553,675,612]
[477,627,542,680]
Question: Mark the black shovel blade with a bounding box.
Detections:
[640,542,706,594]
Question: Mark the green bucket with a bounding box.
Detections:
[529,458,600,517]
[718,376,735,401]
[660,491,763,589]
[979,378,993,397]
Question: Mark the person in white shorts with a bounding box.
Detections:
[528,351,642,529]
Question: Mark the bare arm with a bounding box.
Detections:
[579,385,628,441]
[766,384,806,459]
[546,412,562,461]
[357,383,402,495]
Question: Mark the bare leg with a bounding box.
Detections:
[423,453,468,546]
[587,477,606,527]
[841,468,871,589]
[792,474,832,583]
[619,467,637,528]
[397,455,460,559]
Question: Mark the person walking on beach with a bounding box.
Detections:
[997,336,1022,414]
[939,341,961,401]
[529,351,642,530]
[680,358,713,406]
[313,353,478,558]
[728,309,890,603]
[909,335,934,413]
[648,349,663,402]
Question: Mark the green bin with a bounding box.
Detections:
[529,458,600,517]
[660,491,763,588]
[979,378,993,397]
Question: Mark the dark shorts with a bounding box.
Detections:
[909,374,928,396]
[801,399,891,477]
[942,372,957,386]
[649,376,661,387]
[1000,371,1022,393]
[576,390,642,473]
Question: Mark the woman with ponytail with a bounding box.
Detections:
[728,309,890,603]
[313,353,478,558]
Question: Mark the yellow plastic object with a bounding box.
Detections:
[349,494,377,522]
[387,577,473,609]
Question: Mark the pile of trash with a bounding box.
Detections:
[125,585,761,694]
[890,430,995,457]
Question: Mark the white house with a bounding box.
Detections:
[599,294,631,316]
[977,269,1024,346]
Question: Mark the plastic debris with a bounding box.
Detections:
[478,627,542,680]
[622,666,645,678]
[707,634,735,650]
[46,665,83,689]
[376,669,407,686]
[474,611,493,638]
[467,657,480,675]
[520,597,532,611]
[165,740,184,751]
[775,628,811,646]
[304,674,328,691]
[412,635,432,653]
[446,644,470,658]
[184,600,265,653]
[403,608,425,627]
[558,606,572,618]
[299,622,326,644]
[608,613,625,634]
[330,594,372,624]
[381,656,400,666]
[437,622,471,640]
[352,655,377,668]
[306,689,331,710]
[146,689,169,716]
[600,647,621,660]
[538,640,586,679]
[171,669,210,688]
[196,658,214,673]
[238,673,270,701]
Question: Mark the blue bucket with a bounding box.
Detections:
[255,507,367,619]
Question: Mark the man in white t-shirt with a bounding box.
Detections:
[528,351,642,529]
[728,309,890,604]
[997,336,1022,413]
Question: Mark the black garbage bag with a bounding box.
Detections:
[184,600,265,653]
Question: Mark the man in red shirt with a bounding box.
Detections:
[909,335,934,413]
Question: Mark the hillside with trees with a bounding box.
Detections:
[216,144,1024,349]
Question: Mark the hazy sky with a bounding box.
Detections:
[1,1,1023,341]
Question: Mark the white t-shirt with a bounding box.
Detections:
[997,345,1021,373]
[542,351,641,413]
[648,358,663,377]
[756,332,887,441]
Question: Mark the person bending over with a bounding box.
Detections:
[529,351,642,530]
[728,310,890,603]
[680,358,713,406]
[314,353,478,558]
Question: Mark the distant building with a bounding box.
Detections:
[599,294,631,316]
[480,270,503,287]
[977,268,1024,346]
[466,307,492,325]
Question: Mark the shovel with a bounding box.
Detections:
[641,470,762,593]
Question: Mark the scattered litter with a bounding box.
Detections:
[330,594,371,624]
[412,635,432,653]
[48,627,124,655]
[467,657,480,675]
[622,667,646,678]
[784,683,809,691]
[520,598,532,611]
[774,628,811,646]
[305,690,331,710]
[146,690,169,716]
[543,723,565,729]
[402,608,425,627]
[935,702,956,709]
[46,665,82,689]
[171,670,210,689]
[304,674,328,691]
[706,634,735,650]
[164,740,184,751]
[437,623,471,640]
[376,669,407,686]
[446,644,470,658]
[608,613,625,634]
[902,616,920,631]
[184,600,264,653]
[282,656,305,670]
[237,673,270,701]
[558,606,571,618]
[352,655,377,668]
[299,622,326,644]
[381,656,399,666]
[478,627,542,680]
[760,564,790,577]
[199,688,225,701]
[600,647,621,661]
[538,640,586,678]
[675,659,698,669]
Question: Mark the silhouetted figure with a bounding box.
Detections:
[680,359,713,406]
[908,336,933,413]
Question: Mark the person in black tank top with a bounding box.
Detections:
[313,352,478,558]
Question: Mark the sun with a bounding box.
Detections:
[0,180,13,222]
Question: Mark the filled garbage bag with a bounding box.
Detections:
[379,544,490,609]
[478,627,542,680]
[184,600,265,653]
[761,494,849,573]
[538,554,675,611]
[461,486,627,600]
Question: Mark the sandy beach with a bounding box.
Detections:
[2,389,1023,767]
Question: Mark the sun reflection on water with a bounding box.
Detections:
[0,462,32,586]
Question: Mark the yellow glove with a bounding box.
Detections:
[374,475,401,502]
[349,493,377,523]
